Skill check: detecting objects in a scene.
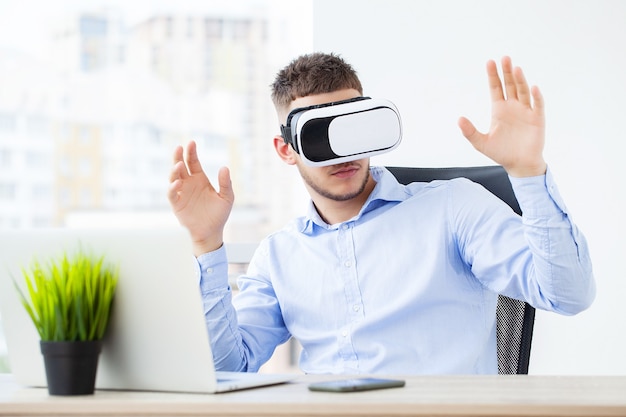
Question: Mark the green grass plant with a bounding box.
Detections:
[15,248,119,342]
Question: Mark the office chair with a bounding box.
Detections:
[386,165,535,375]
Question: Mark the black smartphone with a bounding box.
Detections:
[308,377,406,392]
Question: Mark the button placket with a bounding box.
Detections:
[336,222,362,367]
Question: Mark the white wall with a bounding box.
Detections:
[313,0,626,375]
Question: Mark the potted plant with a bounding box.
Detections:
[14,247,118,395]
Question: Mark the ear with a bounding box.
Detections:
[273,135,298,165]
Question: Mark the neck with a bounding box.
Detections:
[312,176,376,225]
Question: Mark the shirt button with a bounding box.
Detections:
[342,224,349,230]
[344,260,352,267]
[205,267,214,274]
[352,305,360,312]
[341,330,348,337]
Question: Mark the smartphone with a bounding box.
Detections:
[308,377,406,392]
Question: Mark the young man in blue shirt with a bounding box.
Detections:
[168,53,595,374]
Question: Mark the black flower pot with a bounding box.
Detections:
[40,340,103,395]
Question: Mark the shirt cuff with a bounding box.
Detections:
[508,166,569,217]
[196,245,230,292]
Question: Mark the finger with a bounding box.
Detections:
[172,145,188,178]
[167,179,181,205]
[531,85,545,119]
[171,146,189,181]
[501,56,517,100]
[184,140,205,175]
[486,59,504,102]
[172,144,184,165]
[514,66,532,107]
[169,160,187,184]
[457,116,484,148]
[217,166,234,203]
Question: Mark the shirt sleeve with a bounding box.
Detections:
[507,167,596,314]
[196,246,249,371]
[196,242,291,372]
[453,167,595,315]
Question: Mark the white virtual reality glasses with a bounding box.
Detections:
[280,96,402,167]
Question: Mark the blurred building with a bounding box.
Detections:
[0,3,310,242]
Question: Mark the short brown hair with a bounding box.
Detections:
[271,52,363,113]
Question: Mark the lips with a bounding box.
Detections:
[331,164,360,178]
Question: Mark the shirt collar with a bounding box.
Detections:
[299,166,407,234]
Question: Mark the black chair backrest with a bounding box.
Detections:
[386,165,535,374]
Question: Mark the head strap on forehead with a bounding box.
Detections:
[281,96,370,150]
[280,96,402,166]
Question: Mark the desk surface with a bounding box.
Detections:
[1,373,626,417]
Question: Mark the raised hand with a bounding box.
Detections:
[458,56,547,177]
[168,141,234,256]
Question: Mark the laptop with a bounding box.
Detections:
[0,227,293,393]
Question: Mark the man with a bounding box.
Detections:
[168,53,595,374]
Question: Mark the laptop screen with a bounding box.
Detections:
[0,227,220,393]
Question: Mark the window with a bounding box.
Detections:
[0,183,16,200]
[0,148,12,167]
[26,115,49,137]
[25,151,51,170]
[79,157,92,177]
[165,16,173,38]
[187,17,194,38]
[79,15,107,37]
[205,18,223,39]
[31,184,52,201]
[0,113,16,133]
[0,0,312,373]
[233,20,251,41]
[79,127,91,145]
[79,187,93,207]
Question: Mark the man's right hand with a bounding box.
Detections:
[168,140,234,257]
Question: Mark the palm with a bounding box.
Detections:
[172,169,232,238]
[459,57,547,178]
[168,141,234,252]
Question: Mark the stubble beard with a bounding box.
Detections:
[298,164,370,202]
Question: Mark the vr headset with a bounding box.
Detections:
[280,96,402,166]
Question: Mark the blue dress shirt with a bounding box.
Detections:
[196,166,595,374]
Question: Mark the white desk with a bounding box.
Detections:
[1,373,626,417]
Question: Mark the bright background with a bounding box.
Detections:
[1,0,624,376]
[313,0,626,374]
